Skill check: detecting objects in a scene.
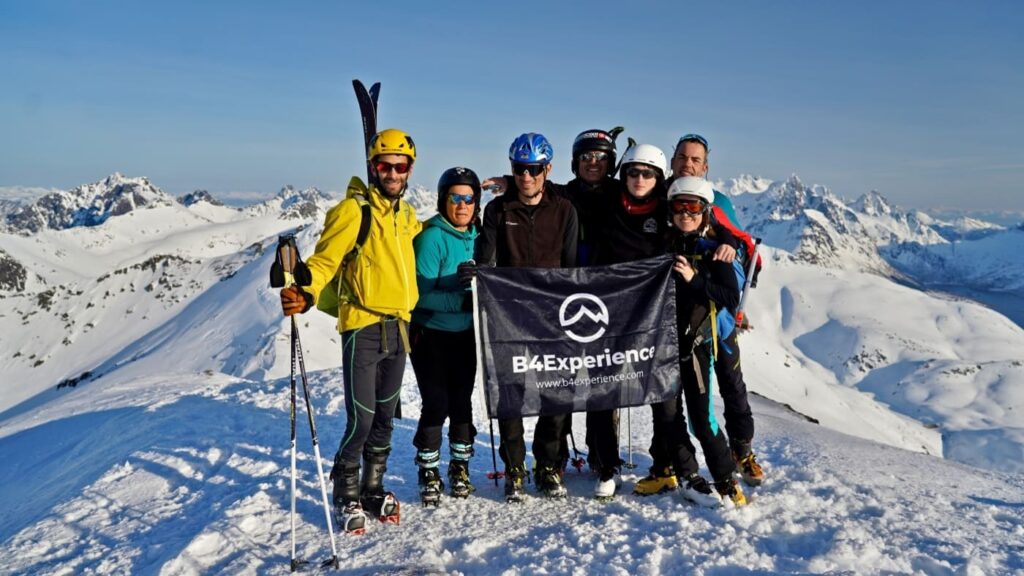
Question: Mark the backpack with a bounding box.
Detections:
[710,205,762,288]
[315,191,372,318]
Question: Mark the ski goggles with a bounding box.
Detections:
[375,160,412,174]
[676,133,710,152]
[511,163,547,177]
[670,198,708,216]
[578,151,609,163]
[626,167,659,180]
[447,193,476,205]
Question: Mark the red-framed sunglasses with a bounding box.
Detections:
[375,161,411,174]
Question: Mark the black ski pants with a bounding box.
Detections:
[409,324,477,454]
[498,413,571,471]
[651,343,736,482]
[334,319,406,467]
[586,409,621,472]
[715,330,755,448]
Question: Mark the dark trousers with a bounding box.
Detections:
[650,343,736,482]
[715,330,754,447]
[498,413,571,470]
[409,325,477,453]
[334,320,406,467]
[585,409,621,471]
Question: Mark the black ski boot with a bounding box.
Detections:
[418,467,443,507]
[536,463,568,498]
[361,450,400,524]
[448,460,475,499]
[330,463,366,535]
[504,464,527,504]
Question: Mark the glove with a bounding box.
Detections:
[281,285,313,316]
[457,260,477,286]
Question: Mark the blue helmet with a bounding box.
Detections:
[508,133,554,165]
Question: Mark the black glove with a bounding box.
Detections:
[457,260,477,286]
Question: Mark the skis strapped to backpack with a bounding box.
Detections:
[315,80,380,318]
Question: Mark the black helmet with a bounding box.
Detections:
[436,166,482,220]
[571,129,618,177]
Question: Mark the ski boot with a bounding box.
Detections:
[504,465,527,504]
[594,466,621,502]
[733,441,765,487]
[679,472,723,508]
[448,460,475,499]
[714,477,748,507]
[633,465,679,496]
[536,463,567,499]
[418,467,443,507]
[331,464,367,535]
[361,450,400,524]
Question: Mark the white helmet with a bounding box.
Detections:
[619,143,667,177]
[667,176,715,205]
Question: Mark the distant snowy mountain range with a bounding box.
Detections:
[1,172,1021,573]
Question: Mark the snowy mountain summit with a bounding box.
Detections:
[0,172,1022,574]
[3,172,175,234]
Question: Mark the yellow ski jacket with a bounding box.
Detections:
[304,176,422,333]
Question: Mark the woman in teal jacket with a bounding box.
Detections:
[410,167,481,505]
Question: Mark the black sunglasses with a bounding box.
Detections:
[626,167,658,179]
[511,163,546,177]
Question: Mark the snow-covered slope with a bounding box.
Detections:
[0,357,1020,574]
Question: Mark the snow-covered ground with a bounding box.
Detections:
[1,361,1022,575]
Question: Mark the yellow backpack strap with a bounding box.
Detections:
[710,301,719,360]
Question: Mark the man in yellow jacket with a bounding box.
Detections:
[281,128,421,534]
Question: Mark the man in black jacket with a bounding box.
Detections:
[476,132,578,502]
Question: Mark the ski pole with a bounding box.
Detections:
[567,429,585,473]
[294,321,339,569]
[734,237,762,329]
[624,407,636,469]
[272,235,337,571]
[470,270,503,485]
[289,329,300,571]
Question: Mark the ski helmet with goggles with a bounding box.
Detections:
[436,166,481,217]
[571,129,617,176]
[619,144,667,178]
[369,128,416,162]
[667,176,715,205]
[508,133,553,165]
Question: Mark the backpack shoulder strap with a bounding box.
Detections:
[343,193,372,267]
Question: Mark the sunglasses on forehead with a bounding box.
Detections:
[670,198,708,216]
[511,163,547,177]
[677,133,710,151]
[375,160,411,174]
[447,193,476,205]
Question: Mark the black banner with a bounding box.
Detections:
[475,255,679,419]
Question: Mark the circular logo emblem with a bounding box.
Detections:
[559,293,609,343]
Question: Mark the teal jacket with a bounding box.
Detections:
[412,214,478,332]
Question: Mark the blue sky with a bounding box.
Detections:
[2,1,1022,210]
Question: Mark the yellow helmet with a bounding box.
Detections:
[368,128,416,162]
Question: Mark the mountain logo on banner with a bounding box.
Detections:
[558,293,609,343]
